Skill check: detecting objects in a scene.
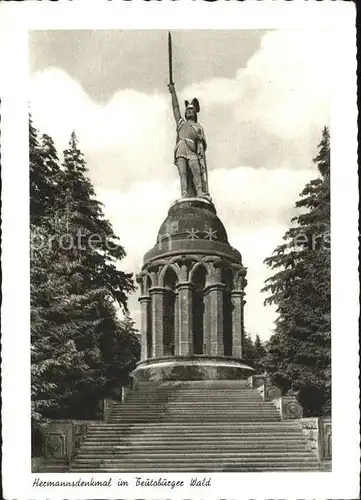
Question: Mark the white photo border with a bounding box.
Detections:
[1,2,359,499]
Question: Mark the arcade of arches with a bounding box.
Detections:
[136,256,247,361]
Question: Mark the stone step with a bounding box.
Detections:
[70,464,320,472]
[124,396,264,402]
[129,390,260,395]
[124,397,263,402]
[108,415,280,420]
[75,453,316,462]
[84,434,303,446]
[72,454,319,464]
[162,389,258,392]
[83,436,305,444]
[110,408,278,413]
[128,393,257,396]
[84,428,303,435]
[113,402,273,407]
[86,422,300,430]
[129,390,259,395]
[84,428,302,435]
[87,422,301,437]
[105,414,280,425]
[133,384,252,389]
[110,411,278,415]
[79,443,309,452]
[109,411,279,417]
[38,464,68,472]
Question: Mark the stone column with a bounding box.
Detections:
[231,290,243,358]
[174,293,180,356]
[176,282,194,355]
[149,287,164,357]
[203,291,211,354]
[204,283,226,355]
[138,295,151,360]
[241,295,246,351]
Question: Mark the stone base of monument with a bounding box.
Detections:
[131,355,255,385]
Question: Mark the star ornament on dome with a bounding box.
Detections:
[186,228,200,240]
[204,227,217,241]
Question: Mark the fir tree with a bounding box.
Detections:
[57,131,134,308]
[100,314,141,391]
[262,127,331,416]
[243,333,267,374]
[243,332,256,363]
[253,334,267,373]
[30,118,61,226]
[30,125,140,429]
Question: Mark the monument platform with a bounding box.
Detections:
[136,197,250,372]
[132,355,254,384]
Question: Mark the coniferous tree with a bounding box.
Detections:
[30,120,59,224]
[262,127,331,416]
[243,332,256,363]
[30,124,140,429]
[253,334,267,373]
[57,131,134,308]
[243,333,267,374]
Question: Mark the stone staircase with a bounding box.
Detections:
[70,380,321,472]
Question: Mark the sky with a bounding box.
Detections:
[29,29,332,341]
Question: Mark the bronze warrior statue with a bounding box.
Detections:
[168,83,210,200]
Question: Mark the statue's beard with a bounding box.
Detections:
[185,112,197,122]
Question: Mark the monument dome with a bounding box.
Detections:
[157,198,228,244]
[143,198,243,266]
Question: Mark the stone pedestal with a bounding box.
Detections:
[132,356,254,383]
[135,197,253,379]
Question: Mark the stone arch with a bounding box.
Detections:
[143,273,153,294]
[189,261,208,286]
[221,267,234,291]
[158,263,180,288]
[233,268,247,290]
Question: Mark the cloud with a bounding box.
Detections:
[30,30,331,191]
[29,29,331,341]
[96,166,313,341]
[184,30,331,139]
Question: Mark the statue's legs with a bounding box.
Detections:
[186,165,197,197]
[189,159,205,197]
[176,158,189,197]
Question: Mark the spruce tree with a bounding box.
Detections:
[262,127,331,416]
[253,335,267,373]
[57,131,134,308]
[30,124,140,429]
[29,119,60,225]
[243,332,257,370]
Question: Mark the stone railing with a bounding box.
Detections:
[273,395,303,419]
[248,373,269,389]
[301,416,332,462]
[249,375,332,464]
[40,419,99,467]
[102,398,115,422]
[38,397,120,470]
[249,375,302,418]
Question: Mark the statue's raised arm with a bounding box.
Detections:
[168,33,211,201]
[168,83,181,124]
